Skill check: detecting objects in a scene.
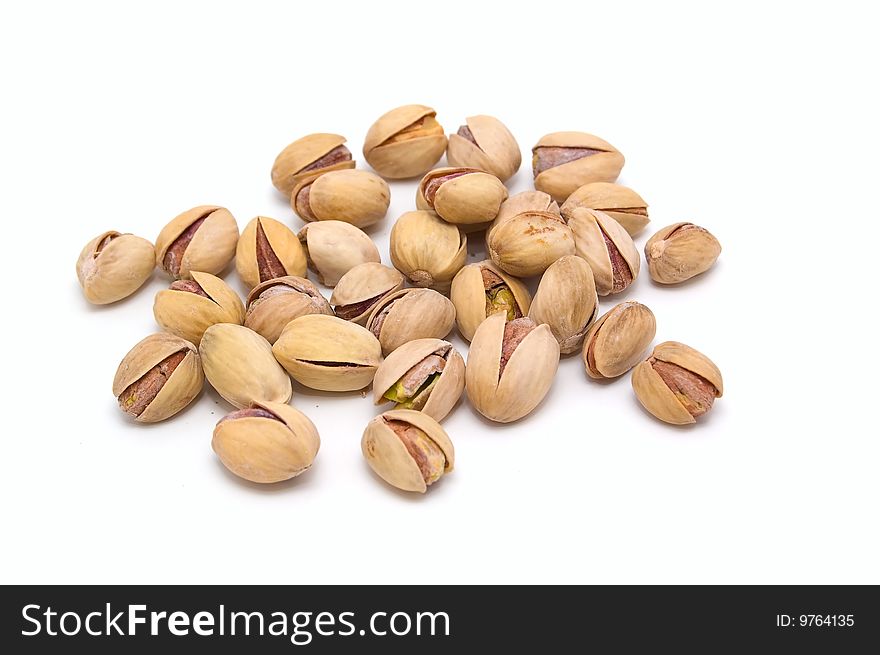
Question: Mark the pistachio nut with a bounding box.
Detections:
[270,133,354,197]
[365,288,456,356]
[645,223,721,284]
[199,323,292,409]
[235,216,307,290]
[112,333,203,423]
[212,400,320,484]
[449,260,531,342]
[245,276,334,344]
[389,210,466,293]
[446,114,522,182]
[415,167,508,226]
[298,221,380,287]
[153,271,245,346]
[465,313,560,423]
[631,341,723,425]
[529,255,598,355]
[273,314,382,392]
[155,205,239,280]
[76,230,155,304]
[292,169,390,229]
[373,339,465,421]
[567,207,640,296]
[363,104,447,179]
[561,182,649,237]
[532,131,625,203]
[330,262,405,325]
[583,301,656,379]
[361,409,454,493]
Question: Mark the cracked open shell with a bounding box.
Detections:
[298,221,380,287]
[568,207,640,296]
[529,255,598,355]
[235,216,307,290]
[389,210,466,293]
[244,276,334,344]
[449,260,531,342]
[330,263,405,325]
[154,205,239,280]
[153,271,245,346]
[76,230,155,304]
[561,182,649,237]
[415,167,508,226]
[362,104,447,179]
[446,114,521,182]
[291,169,390,229]
[364,288,456,355]
[583,301,656,379]
[270,133,354,197]
[532,132,625,203]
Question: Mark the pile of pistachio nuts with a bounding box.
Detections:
[77,104,723,494]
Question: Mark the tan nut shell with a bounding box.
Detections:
[450,260,531,342]
[645,223,722,284]
[365,288,456,355]
[446,115,522,182]
[112,333,204,423]
[533,132,625,203]
[298,221,380,287]
[583,302,656,379]
[153,271,245,346]
[561,182,650,236]
[372,339,466,422]
[293,170,390,228]
[361,409,454,493]
[330,263,405,325]
[199,324,292,409]
[389,211,466,293]
[486,210,574,278]
[568,208,640,296]
[363,105,447,179]
[212,400,320,484]
[244,276,333,344]
[235,216,307,290]
[76,231,155,304]
[465,312,560,423]
[270,133,354,196]
[272,314,382,391]
[154,205,239,280]
[416,168,508,225]
[529,255,598,354]
[631,341,724,425]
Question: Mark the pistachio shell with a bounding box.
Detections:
[270,133,354,196]
[76,231,155,304]
[582,302,656,379]
[235,216,307,290]
[153,271,245,345]
[446,115,522,182]
[298,221,380,287]
[363,105,447,179]
[154,205,239,280]
[292,169,390,229]
[486,210,574,277]
[389,210,466,293]
[529,255,598,354]
[645,223,721,284]
[244,276,334,344]
[561,182,650,236]
[532,131,625,202]
[449,260,531,342]
[330,263,405,325]
[568,208,640,295]
[365,288,456,355]
[415,167,508,225]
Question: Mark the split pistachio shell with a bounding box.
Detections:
[365,288,456,355]
[244,276,334,344]
[298,221,380,287]
[76,231,155,304]
[372,339,465,422]
[465,313,560,423]
[389,210,466,293]
[272,314,382,391]
[235,216,307,290]
[450,260,531,342]
[361,409,454,493]
[532,132,625,203]
[529,255,598,355]
[363,104,447,179]
[112,333,203,423]
[330,263,405,325]
[645,223,721,284]
[199,324,292,409]
[155,205,239,280]
[486,208,574,278]
[153,271,245,346]
[212,401,320,484]
[561,182,650,237]
[415,167,508,226]
[568,208,640,296]
[292,169,390,229]
[446,114,522,182]
[583,302,656,379]
[632,341,723,425]
[270,133,354,197]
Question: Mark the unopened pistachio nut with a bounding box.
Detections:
[415,167,508,226]
[155,205,239,280]
[76,230,155,304]
[292,169,390,229]
[373,339,465,421]
[532,132,625,203]
[446,114,522,182]
[235,216,307,290]
[199,323,291,409]
[363,104,447,179]
[561,182,649,237]
[365,288,456,356]
[583,302,656,379]
[273,314,382,391]
[245,276,334,344]
[465,313,560,423]
[330,263,405,325]
[632,342,723,425]
[270,133,354,197]
[112,333,203,423]
[389,210,466,293]
[529,255,598,355]
[298,221,380,287]
[450,260,531,342]
[153,271,245,346]
[212,401,320,484]
[361,409,454,493]
[645,223,721,284]
[568,207,640,296]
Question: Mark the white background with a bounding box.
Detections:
[1,1,878,584]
